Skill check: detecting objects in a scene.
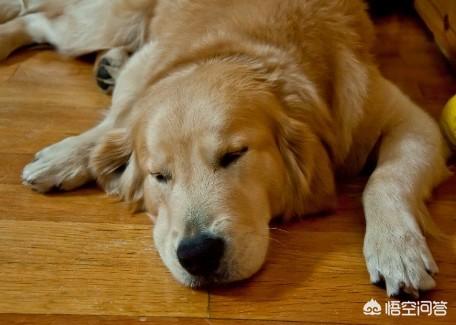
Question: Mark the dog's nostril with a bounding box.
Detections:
[176,233,225,276]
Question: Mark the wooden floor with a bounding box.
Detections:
[0,13,455,325]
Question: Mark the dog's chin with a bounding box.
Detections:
[174,271,250,289]
[176,273,228,289]
[169,258,264,289]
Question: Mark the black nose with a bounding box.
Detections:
[177,233,225,276]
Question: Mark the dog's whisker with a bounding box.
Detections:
[268,237,285,246]
[242,229,285,246]
[268,227,290,233]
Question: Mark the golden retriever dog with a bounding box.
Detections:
[0,0,450,296]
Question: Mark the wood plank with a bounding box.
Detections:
[0,314,313,325]
[415,0,456,65]
[0,220,208,317]
[0,184,151,224]
[450,1,456,36]
[427,0,452,17]
[0,63,18,82]
[0,128,86,154]
[0,83,108,117]
[3,50,98,88]
[209,224,456,323]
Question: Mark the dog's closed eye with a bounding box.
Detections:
[219,147,248,168]
[151,172,172,183]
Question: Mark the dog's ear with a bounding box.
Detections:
[90,129,131,178]
[276,111,337,219]
[118,152,145,211]
[89,128,145,210]
[248,60,338,217]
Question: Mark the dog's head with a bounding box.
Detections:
[90,59,335,287]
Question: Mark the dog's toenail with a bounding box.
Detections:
[97,81,113,93]
[100,57,112,67]
[372,280,386,289]
[46,182,62,192]
[97,65,111,80]
[396,290,419,301]
[389,292,400,298]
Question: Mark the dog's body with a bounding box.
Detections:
[0,0,450,296]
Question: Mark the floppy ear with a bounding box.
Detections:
[248,60,338,218]
[277,114,337,219]
[89,129,131,178]
[89,128,145,210]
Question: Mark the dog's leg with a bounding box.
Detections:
[0,15,31,60]
[22,40,163,193]
[0,0,22,24]
[0,0,150,61]
[22,119,113,192]
[94,47,130,94]
[0,13,56,60]
[362,77,450,297]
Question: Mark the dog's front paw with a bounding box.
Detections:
[363,229,438,297]
[22,137,92,192]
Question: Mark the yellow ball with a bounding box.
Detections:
[441,95,456,147]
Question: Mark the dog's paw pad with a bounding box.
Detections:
[95,48,128,94]
[96,58,116,93]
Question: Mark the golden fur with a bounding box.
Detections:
[1,0,450,296]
